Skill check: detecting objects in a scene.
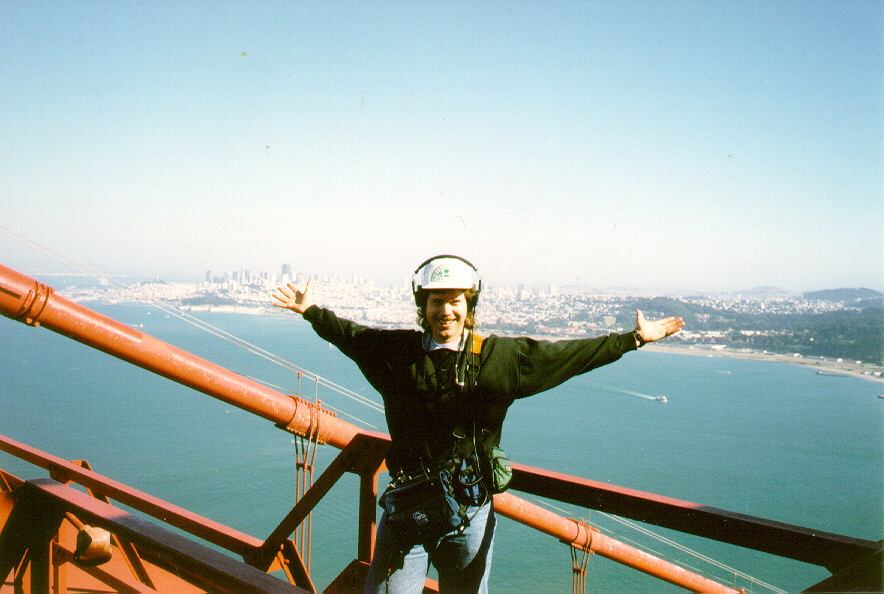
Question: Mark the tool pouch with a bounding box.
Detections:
[486,445,513,493]
[380,469,466,538]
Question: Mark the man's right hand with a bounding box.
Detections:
[272,280,314,314]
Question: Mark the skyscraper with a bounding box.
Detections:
[281,264,293,284]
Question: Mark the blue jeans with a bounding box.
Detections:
[364,501,495,594]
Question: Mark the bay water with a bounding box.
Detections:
[1,303,881,593]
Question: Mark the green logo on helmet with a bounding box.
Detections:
[430,265,450,283]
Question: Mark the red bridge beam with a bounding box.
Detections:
[493,492,740,593]
[0,433,264,558]
[510,459,880,574]
[0,263,358,450]
[0,478,305,594]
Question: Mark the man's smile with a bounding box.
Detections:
[425,290,469,344]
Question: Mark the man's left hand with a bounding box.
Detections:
[635,309,684,345]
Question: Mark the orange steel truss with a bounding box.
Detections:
[1,263,881,593]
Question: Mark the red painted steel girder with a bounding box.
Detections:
[2,478,304,593]
[0,263,358,450]
[0,432,263,558]
[493,492,741,593]
[510,462,880,573]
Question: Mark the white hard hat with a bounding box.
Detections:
[412,255,482,294]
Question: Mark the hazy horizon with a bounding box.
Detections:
[11,259,883,297]
[2,2,882,295]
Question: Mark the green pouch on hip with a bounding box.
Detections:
[487,446,513,494]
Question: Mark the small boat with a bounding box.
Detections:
[655,396,668,403]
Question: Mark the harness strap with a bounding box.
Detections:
[470,332,484,355]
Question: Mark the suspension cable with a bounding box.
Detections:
[523,494,786,594]
[0,225,386,424]
[601,512,786,593]
[248,375,381,430]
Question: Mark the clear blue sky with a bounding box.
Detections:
[2,1,881,293]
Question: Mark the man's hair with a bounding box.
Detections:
[415,287,479,333]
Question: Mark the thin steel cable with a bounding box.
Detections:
[523,494,786,594]
[0,226,386,422]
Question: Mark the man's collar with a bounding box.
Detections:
[422,332,465,352]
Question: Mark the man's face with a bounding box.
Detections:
[425,289,468,344]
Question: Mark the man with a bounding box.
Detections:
[272,255,683,593]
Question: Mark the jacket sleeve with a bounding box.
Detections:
[303,305,366,341]
[301,306,420,376]
[301,305,379,361]
[514,332,637,398]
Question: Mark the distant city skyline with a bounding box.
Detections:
[14,255,882,298]
[2,2,881,294]
[4,224,884,295]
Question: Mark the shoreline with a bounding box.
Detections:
[644,343,884,385]
[78,300,884,386]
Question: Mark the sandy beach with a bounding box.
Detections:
[645,343,884,385]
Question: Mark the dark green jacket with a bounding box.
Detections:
[303,305,637,475]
